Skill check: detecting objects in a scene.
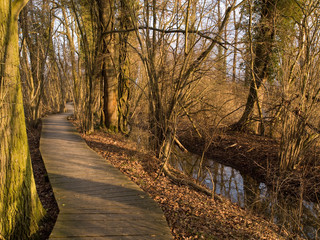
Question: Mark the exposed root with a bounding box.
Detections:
[162,163,223,202]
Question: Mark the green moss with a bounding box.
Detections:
[0,2,45,239]
[108,124,118,133]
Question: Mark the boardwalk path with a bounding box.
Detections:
[40,104,172,240]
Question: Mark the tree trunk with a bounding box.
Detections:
[61,6,80,119]
[20,1,51,127]
[232,8,243,82]
[231,0,275,133]
[118,0,131,134]
[0,1,45,239]
[97,0,118,131]
[216,0,227,82]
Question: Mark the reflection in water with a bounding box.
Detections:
[169,148,320,239]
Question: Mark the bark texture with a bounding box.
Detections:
[231,0,275,133]
[0,1,45,239]
[118,0,131,134]
[97,0,118,131]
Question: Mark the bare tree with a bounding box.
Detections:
[279,0,320,171]
[20,0,52,126]
[127,0,242,164]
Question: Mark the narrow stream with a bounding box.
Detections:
[169,148,320,239]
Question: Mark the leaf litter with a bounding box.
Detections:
[79,129,295,240]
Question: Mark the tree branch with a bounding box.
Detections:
[179,1,238,92]
[103,26,226,48]
[13,0,29,20]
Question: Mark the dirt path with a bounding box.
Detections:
[40,104,172,239]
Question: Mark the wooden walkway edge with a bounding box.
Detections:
[40,104,172,239]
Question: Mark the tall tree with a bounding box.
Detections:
[232,5,243,82]
[278,0,319,171]
[20,0,55,126]
[117,0,132,134]
[96,0,118,131]
[216,0,227,82]
[231,0,277,133]
[60,4,81,119]
[68,0,98,133]
[0,0,45,239]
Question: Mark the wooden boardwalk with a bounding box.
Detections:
[40,104,172,240]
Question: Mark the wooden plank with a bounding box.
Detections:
[40,104,172,240]
[53,220,168,232]
[50,234,172,240]
[56,207,164,215]
[55,213,168,221]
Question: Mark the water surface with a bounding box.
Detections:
[169,148,320,239]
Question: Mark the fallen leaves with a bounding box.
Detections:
[80,129,291,240]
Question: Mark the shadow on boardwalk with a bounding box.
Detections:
[40,104,172,240]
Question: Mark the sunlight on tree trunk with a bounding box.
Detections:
[117,0,132,134]
[231,0,276,134]
[0,0,45,239]
[61,5,80,119]
[97,0,118,131]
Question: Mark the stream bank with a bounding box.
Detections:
[178,128,320,239]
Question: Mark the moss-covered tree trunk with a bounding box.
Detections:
[97,0,118,131]
[231,0,275,133]
[117,0,132,134]
[0,1,45,239]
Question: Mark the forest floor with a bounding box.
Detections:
[73,120,300,239]
[28,121,305,239]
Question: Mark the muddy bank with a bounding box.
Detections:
[177,127,320,204]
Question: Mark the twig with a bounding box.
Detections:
[174,136,188,152]
[163,163,223,202]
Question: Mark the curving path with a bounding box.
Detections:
[40,104,172,240]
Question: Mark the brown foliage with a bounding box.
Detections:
[80,129,289,239]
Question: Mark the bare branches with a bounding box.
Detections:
[103,26,226,47]
[178,2,237,92]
